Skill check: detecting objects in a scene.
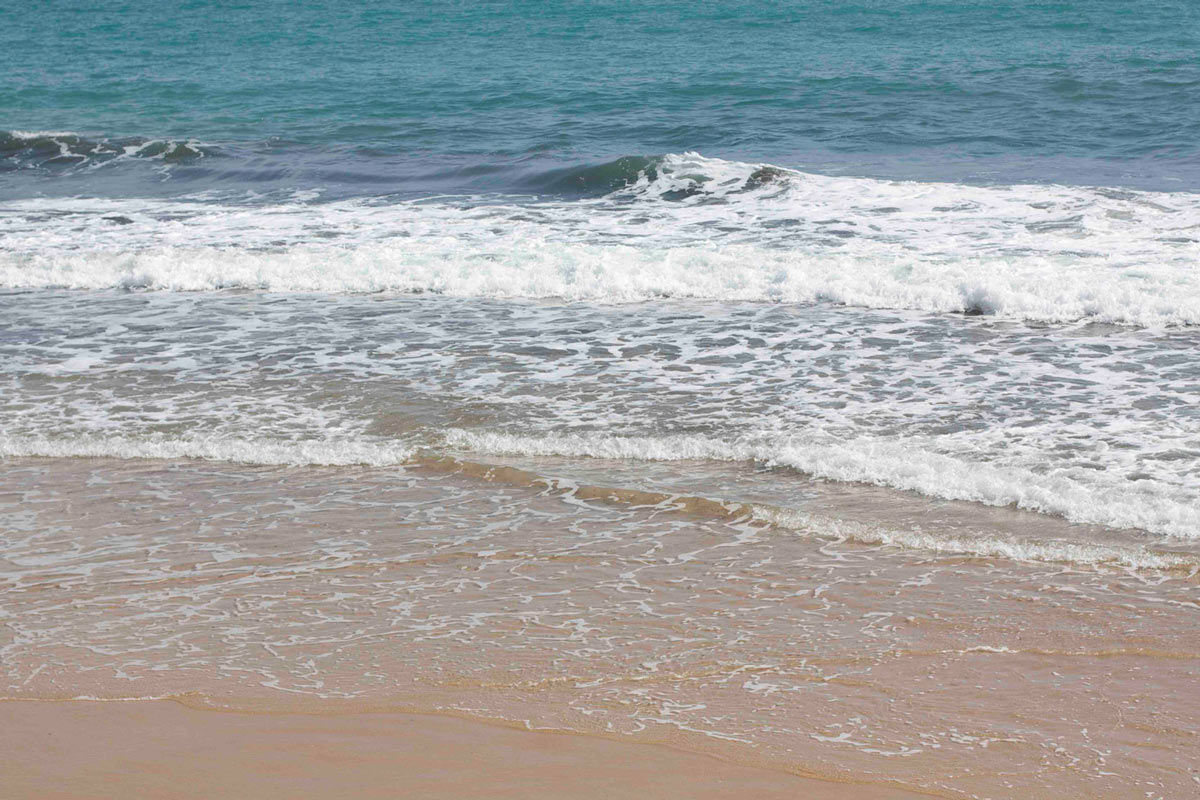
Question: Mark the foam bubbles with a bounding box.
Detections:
[3,153,1200,326]
[444,430,1200,540]
[0,434,416,467]
[0,129,213,172]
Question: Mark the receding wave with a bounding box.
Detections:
[430,452,1198,572]
[3,152,1200,325]
[756,507,1197,573]
[3,431,1193,572]
[443,430,1200,540]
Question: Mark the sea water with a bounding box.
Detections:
[2,2,1198,797]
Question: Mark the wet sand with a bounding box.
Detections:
[2,457,1197,798]
[0,700,926,799]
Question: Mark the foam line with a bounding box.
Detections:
[0,434,416,467]
[443,430,1200,540]
[3,153,1200,326]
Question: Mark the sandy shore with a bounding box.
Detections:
[0,699,928,799]
[5,459,1196,797]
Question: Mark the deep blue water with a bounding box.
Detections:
[4,0,1200,198]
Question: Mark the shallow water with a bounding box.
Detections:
[3,290,1198,556]
[1,287,1198,797]
[1,457,1196,798]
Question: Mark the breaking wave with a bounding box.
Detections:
[0,130,215,173]
[3,152,1200,326]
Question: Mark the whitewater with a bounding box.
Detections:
[3,153,1200,326]
[3,152,1199,570]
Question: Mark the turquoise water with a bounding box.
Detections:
[5,0,1200,195]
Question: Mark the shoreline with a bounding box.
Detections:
[0,699,930,799]
[3,455,1196,797]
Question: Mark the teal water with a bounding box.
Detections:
[5,0,1200,196]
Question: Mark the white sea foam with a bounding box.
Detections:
[0,434,416,467]
[443,430,1200,540]
[4,241,1196,327]
[756,507,1198,572]
[8,130,81,139]
[0,429,1194,570]
[3,153,1200,326]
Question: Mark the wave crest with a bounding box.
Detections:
[1,130,215,172]
[527,153,790,199]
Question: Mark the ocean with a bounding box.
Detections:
[2,2,1198,797]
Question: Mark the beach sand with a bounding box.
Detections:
[2,457,1198,797]
[0,699,926,799]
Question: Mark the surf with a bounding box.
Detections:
[3,153,1200,326]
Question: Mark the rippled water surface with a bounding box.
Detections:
[2,290,1199,551]
[2,457,1197,798]
[6,0,1200,193]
